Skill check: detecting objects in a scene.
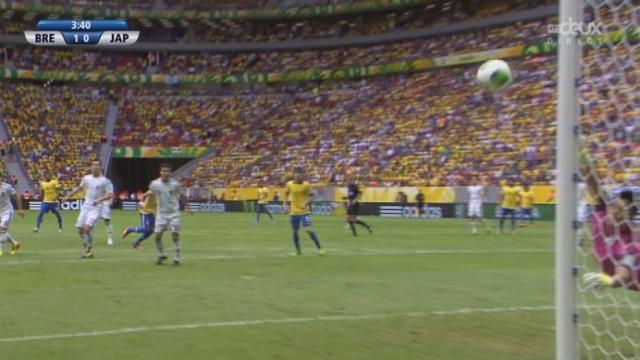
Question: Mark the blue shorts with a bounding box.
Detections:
[502,208,516,218]
[40,202,59,213]
[291,214,311,230]
[140,213,155,229]
[522,208,533,217]
[256,204,268,212]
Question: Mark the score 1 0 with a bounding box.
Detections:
[64,31,102,45]
[24,31,139,46]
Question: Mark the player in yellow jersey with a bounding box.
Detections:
[284,167,323,256]
[499,178,521,234]
[34,174,63,233]
[519,184,535,227]
[122,190,156,249]
[256,182,274,224]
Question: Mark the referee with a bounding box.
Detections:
[346,182,372,236]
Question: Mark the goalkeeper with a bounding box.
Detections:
[582,151,640,291]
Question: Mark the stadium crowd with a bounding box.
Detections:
[109,53,557,188]
[0,83,108,189]
[0,3,634,191]
[3,18,551,76]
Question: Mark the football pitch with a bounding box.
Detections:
[0,211,555,360]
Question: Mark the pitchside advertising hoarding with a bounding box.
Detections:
[377,204,449,219]
[28,199,85,211]
[25,200,556,220]
[23,199,555,220]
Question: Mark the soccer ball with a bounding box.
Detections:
[476,59,513,92]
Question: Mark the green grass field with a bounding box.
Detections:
[0,211,556,360]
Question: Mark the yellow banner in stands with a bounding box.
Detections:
[216,187,286,201]
[417,187,455,203]
[531,185,595,205]
[433,46,523,67]
[533,185,555,204]
[334,187,454,203]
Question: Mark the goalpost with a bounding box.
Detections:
[558,0,640,359]
[555,0,580,358]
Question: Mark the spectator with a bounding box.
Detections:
[415,191,425,215]
[395,191,407,204]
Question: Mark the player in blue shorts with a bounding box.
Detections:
[122,191,156,249]
[34,174,63,233]
[284,167,323,256]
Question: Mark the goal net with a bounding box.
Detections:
[574,0,640,359]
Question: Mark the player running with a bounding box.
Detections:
[284,167,323,256]
[467,176,490,235]
[0,181,24,256]
[149,163,190,266]
[345,181,372,236]
[122,190,156,249]
[34,173,63,233]
[256,182,274,223]
[62,159,114,258]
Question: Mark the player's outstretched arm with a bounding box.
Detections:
[139,191,150,203]
[584,265,632,290]
[93,192,114,206]
[62,186,83,202]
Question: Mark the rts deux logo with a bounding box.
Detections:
[547,20,603,45]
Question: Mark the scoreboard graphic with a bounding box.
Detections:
[24,20,139,47]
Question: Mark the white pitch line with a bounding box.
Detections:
[0,305,557,343]
[26,246,289,255]
[0,248,552,267]
[0,303,622,344]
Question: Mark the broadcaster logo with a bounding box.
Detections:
[546,20,604,46]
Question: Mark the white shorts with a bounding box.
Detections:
[76,205,101,228]
[0,210,14,229]
[101,203,112,220]
[468,202,483,217]
[577,203,591,223]
[155,213,181,233]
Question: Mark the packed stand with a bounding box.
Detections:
[112,53,558,188]
[38,0,156,10]
[0,0,552,44]
[36,0,351,10]
[3,18,552,75]
[0,83,108,189]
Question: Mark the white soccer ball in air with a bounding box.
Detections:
[476,59,513,92]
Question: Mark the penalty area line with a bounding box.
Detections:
[0,305,558,343]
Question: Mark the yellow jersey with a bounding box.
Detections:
[285,180,312,215]
[520,190,534,209]
[139,193,157,215]
[501,186,520,209]
[257,187,269,205]
[41,180,61,202]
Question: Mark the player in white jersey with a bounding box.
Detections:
[63,160,114,258]
[576,182,590,223]
[100,179,114,245]
[467,176,491,235]
[0,182,24,256]
[149,163,191,265]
